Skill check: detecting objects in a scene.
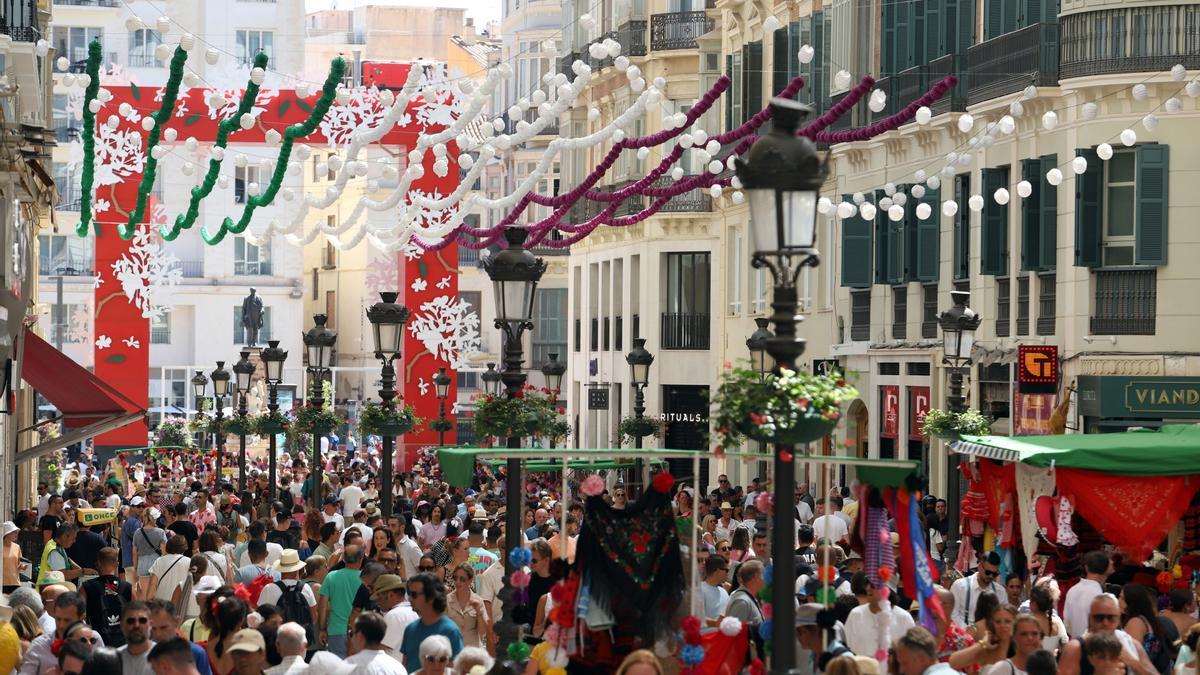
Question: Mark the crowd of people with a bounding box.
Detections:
[0,441,1196,675]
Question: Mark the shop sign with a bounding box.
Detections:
[1012,384,1055,435]
[908,386,930,441]
[812,359,841,376]
[587,388,609,410]
[1078,376,1200,419]
[881,385,900,439]
[1017,345,1058,394]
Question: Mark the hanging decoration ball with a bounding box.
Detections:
[1097,143,1114,161]
[1040,110,1057,130]
[155,44,172,61]
[940,164,956,177]
[265,129,282,145]
[150,145,167,160]
[588,42,608,60]
[707,159,724,175]
[211,146,225,161]
[888,204,905,221]
[868,89,887,113]
[1172,63,1188,81]
[180,33,195,52]
[817,197,833,215]
[124,16,146,31]
[1142,114,1159,131]
[250,67,267,86]
[207,92,225,108]
[858,203,877,221]
[730,173,742,188]
[914,169,927,183]
[915,202,932,220]
[1016,180,1033,199]
[731,191,745,205]
[879,196,893,210]
[1166,97,1183,114]
[239,114,255,130]
[836,201,856,219]
[614,55,630,71]
[630,77,646,92]
[119,102,133,117]
[458,154,474,170]
[184,136,198,152]
[704,139,721,155]
[957,153,973,167]
[236,154,249,168]
[35,39,49,57]
[927,175,942,190]
[763,14,783,32]
[182,71,202,88]
[957,113,974,133]
[883,182,896,196]
[833,70,852,90]
[62,74,76,87]
[636,147,650,161]
[295,82,311,98]
[287,161,300,175]
[88,99,102,114]
[1120,128,1137,146]
[141,116,156,132]
[998,115,1015,134]
[798,44,816,64]
[968,194,985,212]
[217,175,229,189]
[205,48,220,65]
[55,56,69,72]
[1081,101,1098,121]
[993,188,1010,205]
[1009,100,1024,117]
[942,200,959,217]
[709,184,722,199]
[1023,84,1038,100]
[914,106,932,125]
[1071,156,1088,174]
[852,192,865,205]
[282,188,296,202]
[579,12,596,30]
[612,129,626,143]
[1046,168,1063,186]
[1132,83,1149,101]
[181,162,194,176]
[609,40,625,59]
[156,16,172,33]
[893,192,908,207]
[1188,81,1200,98]
[671,166,685,181]
[911,184,926,199]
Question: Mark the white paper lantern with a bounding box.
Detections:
[1016,180,1033,199]
[181,161,194,176]
[1142,114,1159,131]
[763,15,782,32]
[817,197,833,214]
[296,82,311,98]
[1172,64,1188,81]
[731,191,745,205]
[888,204,905,221]
[62,74,76,88]
[911,184,926,199]
[1046,168,1063,186]
[614,56,630,71]
[852,192,865,205]
[156,16,171,34]
[915,106,932,125]
[55,56,69,72]
[211,146,224,161]
[942,200,959,217]
[150,145,167,160]
[868,90,887,113]
[239,114,255,130]
[205,48,220,65]
[893,192,908,207]
[968,194,985,212]
[183,136,198,151]
[927,176,941,190]
[798,45,815,64]
[671,166,685,180]
[1097,143,1113,161]
[125,17,146,31]
[998,116,1015,134]
[155,44,172,62]
[35,39,50,57]
[1132,83,1148,101]
[993,188,1010,205]
[1041,110,1058,130]
[1166,97,1183,114]
[1023,85,1038,100]
[957,113,974,133]
[1120,128,1137,147]
[883,182,896,196]
[915,169,927,183]
[88,99,102,114]
[916,202,932,220]
[1071,156,1088,174]
[834,70,852,90]
[836,202,856,219]
[217,175,229,189]
[1081,102,1098,121]
[182,71,199,88]
[859,203,877,221]
[1188,81,1200,98]
[250,67,266,86]
[957,153,973,167]
[141,116,156,131]
[941,165,955,178]
[879,197,893,210]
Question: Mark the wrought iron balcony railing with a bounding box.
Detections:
[1090,268,1156,335]
[661,312,710,350]
[967,23,1058,106]
[649,11,712,51]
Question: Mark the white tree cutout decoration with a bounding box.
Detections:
[110,227,182,321]
[69,123,145,187]
[319,86,390,148]
[406,294,482,370]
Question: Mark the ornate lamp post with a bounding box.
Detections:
[232,352,256,493]
[190,370,208,448]
[938,290,981,562]
[433,367,452,446]
[303,314,337,510]
[366,292,410,519]
[209,361,231,485]
[481,227,546,654]
[481,363,501,396]
[625,339,654,493]
[260,340,288,500]
[540,353,565,448]
[747,318,775,479]
[735,97,825,675]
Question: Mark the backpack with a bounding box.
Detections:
[275,580,315,644]
[94,578,128,647]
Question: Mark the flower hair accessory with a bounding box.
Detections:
[580,474,605,497]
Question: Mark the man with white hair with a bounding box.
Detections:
[264,622,309,674]
[8,586,53,636]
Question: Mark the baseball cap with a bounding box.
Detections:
[796,602,823,626]
[323,495,339,505]
[192,576,222,596]
[129,496,145,507]
[226,628,265,654]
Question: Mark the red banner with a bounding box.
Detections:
[908,386,930,441]
[1056,469,1199,561]
[881,385,900,439]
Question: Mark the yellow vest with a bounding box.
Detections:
[36,540,73,587]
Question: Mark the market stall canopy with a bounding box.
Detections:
[17,328,145,463]
[952,424,1200,476]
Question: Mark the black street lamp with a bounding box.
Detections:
[210,361,231,484]
[625,338,654,494]
[481,227,546,655]
[232,351,256,493]
[735,97,825,675]
[481,363,501,397]
[367,292,411,519]
[433,367,452,446]
[747,317,775,479]
[190,370,208,448]
[938,290,981,562]
[303,314,337,511]
[260,340,288,500]
[540,353,566,448]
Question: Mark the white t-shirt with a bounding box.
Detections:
[345,647,407,674]
[1062,578,1103,639]
[149,553,191,601]
[106,494,122,510]
[929,528,945,563]
[982,659,1027,675]
[396,536,423,580]
[382,603,419,662]
[322,511,345,531]
[238,542,284,569]
[478,561,504,617]
[352,523,373,544]
[340,485,365,517]
[794,501,814,524]
[258,578,317,610]
[811,514,849,544]
[844,603,915,675]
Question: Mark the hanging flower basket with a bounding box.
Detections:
[359,400,422,436]
[254,411,291,435]
[292,404,342,435]
[429,418,454,433]
[156,417,192,447]
[618,415,665,445]
[474,385,568,441]
[920,408,990,440]
[712,365,858,451]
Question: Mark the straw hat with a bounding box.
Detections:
[274,549,306,574]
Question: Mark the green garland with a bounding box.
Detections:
[711,366,858,449]
[200,56,346,245]
[473,386,568,441]
[359,400,422,436]
[920,407,991,439]
[618,414,665,445]
[292,403,342,435]
[75,40,103,237]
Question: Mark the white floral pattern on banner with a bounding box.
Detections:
[410,278,428,293]
[319,86,389,148]
[435,275,451,289]
[70,124,145,187]
[417,376,430,396]
[110,227,182,320]
[95,335,112,349]
[68,305,91,345]
[406,294,482,370]
[203,87,278,121]
[122,336,141,349]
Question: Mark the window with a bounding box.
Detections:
[953,174,970,280]
[1091,268,1156,335]
[850,290,871,341]
[53,162,81,211]
[235,166,260,204]
[892,286,907,340]
[1037,273,1056,335]
[52,94,78,143]
[234,236,272,275]
[996,278,1011,337]
[1016,275,1030,335]
[53,27,103,65]
[236,30,274,66]
[233,306,272,343]
[841,192,873,288]
[921,282,938,338]
[150,368,188,425]
[39,234,93,275]
[48,303,87,344]
[128,29,161,68]
[1075,144,1168,267]
[663,253,710,350]
[751,267,768,314]
[151,312,170,344]
[533,289,567,366]
[1102,150,1136,266]
[458,371,478,390]
[726,228,743,315]
[981,167,1010,275]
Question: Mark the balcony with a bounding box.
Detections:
[618,20,647,58]
[1090,268,1156,335]
[0,0,39,43]
[928,53,967,114]
[52,117,79,143]
[967,23,1058,106]
[55,0,119,5]
[529,229,570,256]
[458,246,480,268]
[649,11,712,51]
[176,260,203,278]
[661,312,710,350]
[1060,7,1200,80]
[40,258,94,277]
[651,176,713,212]
[560,52,580,79]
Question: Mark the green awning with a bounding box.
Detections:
[954,424,1200,476]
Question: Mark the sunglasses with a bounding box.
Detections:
[125,616,149,625]
[74,635,98,645]
[418,565,434,571]
[1091,613,1119,622]
[979,568,998,578]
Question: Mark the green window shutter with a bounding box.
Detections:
[916,187,941,281]
[953,0,976,54]
[811,11,826,112]
[1073,148,1103,268]
[874,191,889,285]
[985,0,1017,39]
[981,167,1010,275]
[890,191,906,284]
[1135,143,1168,266]
[1039,154,1058,270]
[725,54,734,132]
[842,194,873,288]
[772,27,789,97]
[953,173,970,279]
[795,19,810,105]
[1020,159,1041,271]
[894,2,913,72]
[881,1,896,76]
[746,41,763,125]
[923,0,943,61]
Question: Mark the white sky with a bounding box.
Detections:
[304,0,503,30]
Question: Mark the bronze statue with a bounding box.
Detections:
[241,288,264,347]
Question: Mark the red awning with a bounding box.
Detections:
[16,328,144,463]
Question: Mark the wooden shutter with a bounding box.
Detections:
[1039,154,1058,270]
[1020,159,1041,271]
[874,190,889,285]
[725,54,734,131]
[981,167,1009,275]
[916,187,941,281]
[953,0,976,54]
[842,194,873,288]
[1135,143,1168,266]
[894,1,913,72]
[772,27,789,97]
[1073,148,1103,268]
[923,0,944,61]
[985,0,1018,39]
[796,19,811,105]
[953,173,970,279]
[881,0,896,76]
[746,41,763,125]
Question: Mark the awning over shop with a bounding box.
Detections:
[952,424,1200,476]
[17,328,145,463]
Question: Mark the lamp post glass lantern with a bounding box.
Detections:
[433,367,451,447]
[746,317,774,377]
[232,351,256,493]
[190,370,208,447]
[540,353,565,395]
[735,96,827,675]
[367,292,410,519]
[625,338,654,493]
[209,361,231,479]
[481,363,501,397]
[303,314,337,510]
[259,340,287,500]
